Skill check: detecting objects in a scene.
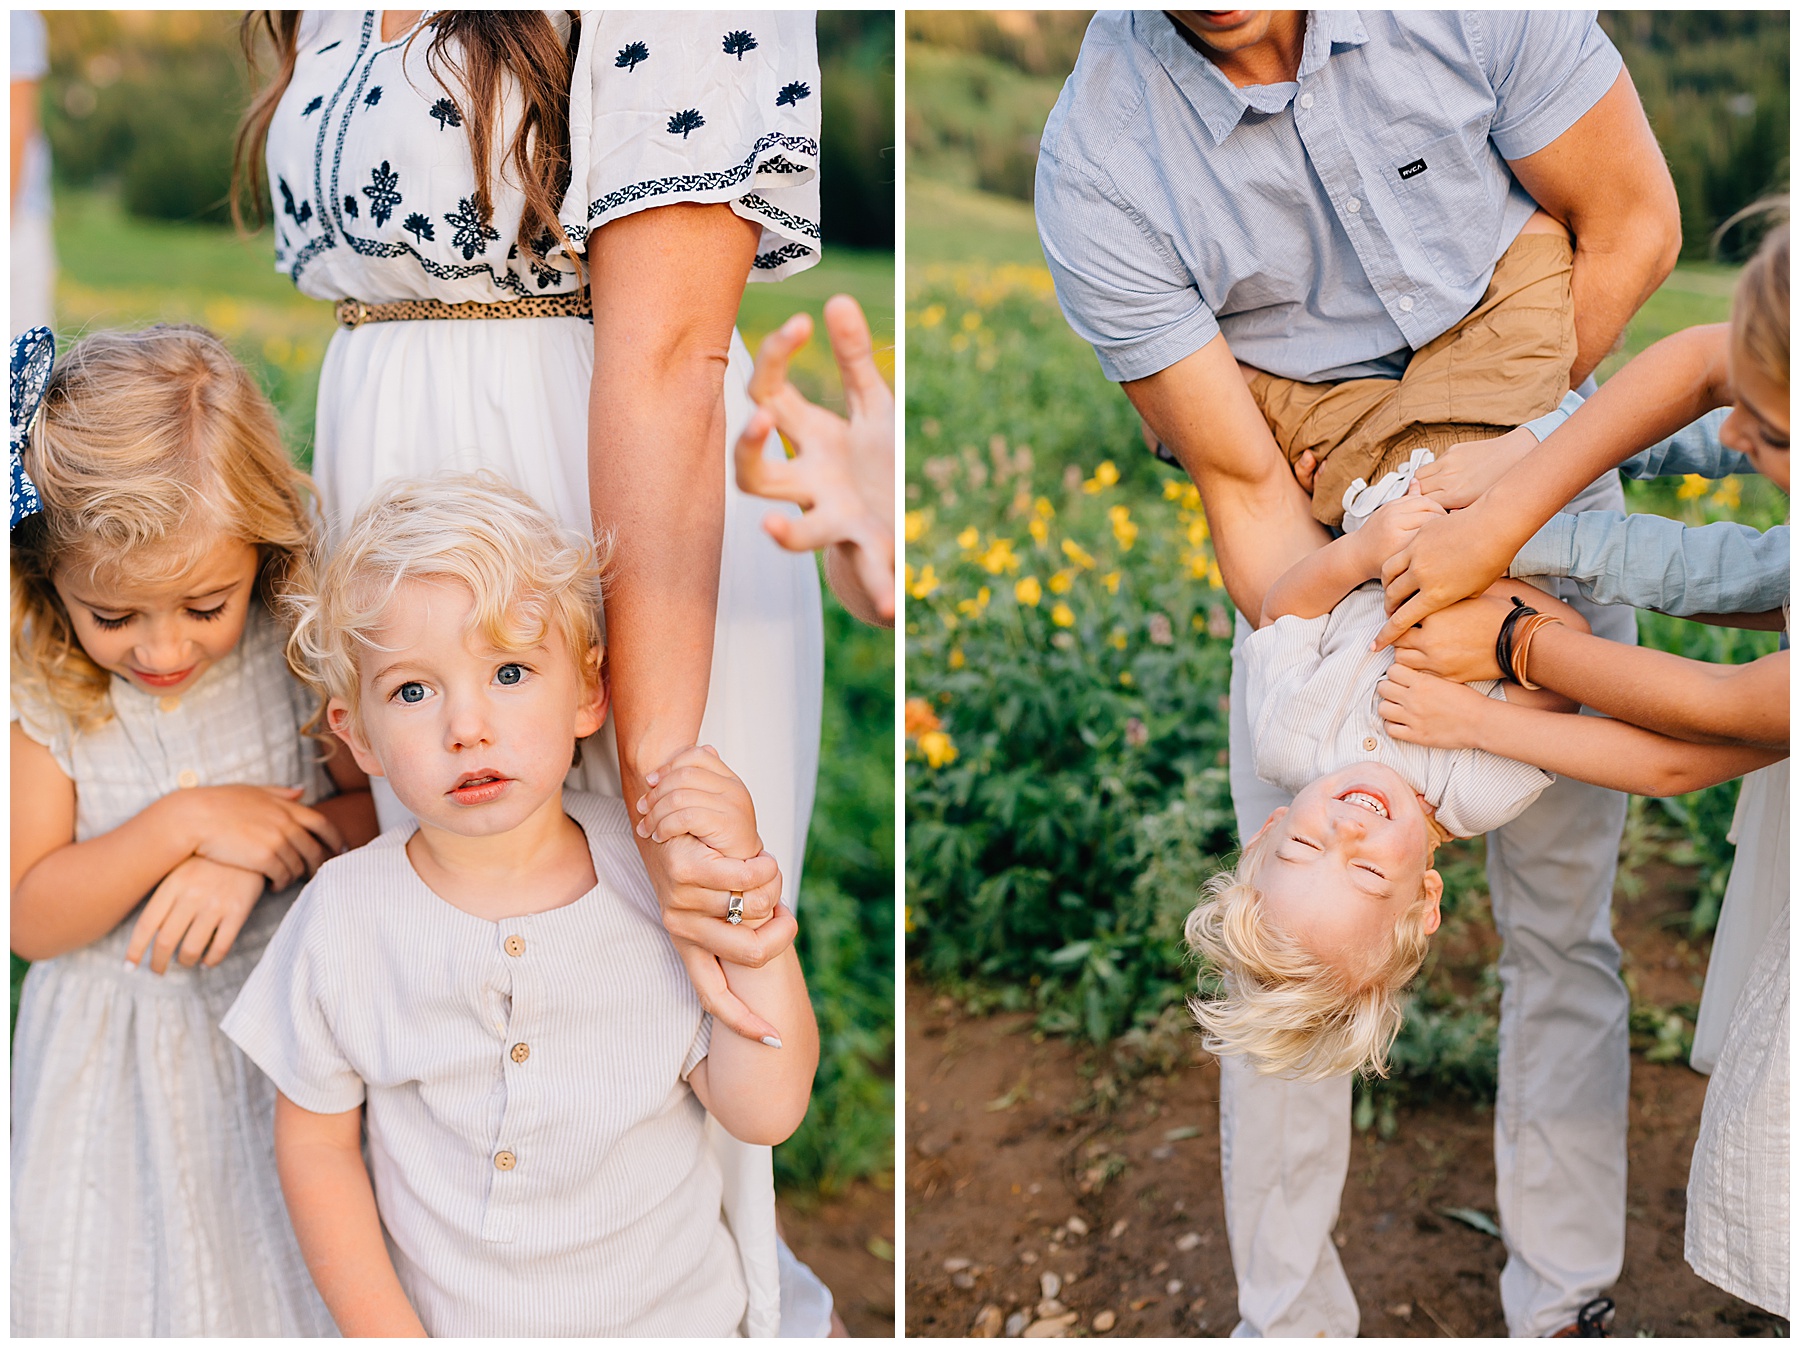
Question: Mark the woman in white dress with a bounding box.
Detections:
[236,10,832,1334]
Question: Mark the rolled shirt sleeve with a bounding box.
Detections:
[1511,512,1789,616]
[1525,403,1754,480]
[1035,149,1220,383]
[1480,10,1625,160]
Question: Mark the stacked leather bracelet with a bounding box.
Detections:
[1494,595,1563,691]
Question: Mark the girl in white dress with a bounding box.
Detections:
[235,11,833,1330]
[9,325,378,1335]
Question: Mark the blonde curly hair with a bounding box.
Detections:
[284,471,608,735]
[11,325,315,730]
[1184,831,1438,1080]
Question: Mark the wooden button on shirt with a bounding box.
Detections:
[504,934,525,957]
[510,1043,530,1064]
[494,1150,517,1171]
[158,695,181,712]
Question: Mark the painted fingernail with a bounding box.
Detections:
[761,1035,783,1050]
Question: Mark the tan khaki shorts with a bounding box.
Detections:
[1248,231,1576,526]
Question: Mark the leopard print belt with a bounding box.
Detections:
[334,292,592,328]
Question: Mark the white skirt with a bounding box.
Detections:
[312,315,826,1336]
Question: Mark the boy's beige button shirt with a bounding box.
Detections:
[1242,582,1553,838]
[221,791,750,1337]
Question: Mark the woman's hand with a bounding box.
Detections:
[1414,426,1540,509]
[1377,661,1494,751]
[1391,591,1515,682]
[174,784,345,889]
[125,855,268,974]
[1376,499,1520,649]
[734,295,896,626]
[635,744,763,859]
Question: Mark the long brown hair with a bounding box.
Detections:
[232,11,581,261]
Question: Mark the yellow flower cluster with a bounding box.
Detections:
[1081,460,1121,494]
[1108,504,1138,551]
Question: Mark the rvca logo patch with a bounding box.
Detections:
[1397,158,1428,181]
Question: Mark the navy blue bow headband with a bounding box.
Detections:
[11,326,55,529]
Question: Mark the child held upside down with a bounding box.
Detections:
[1184,489,1782,1082]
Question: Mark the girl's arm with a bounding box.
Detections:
[11,723,345,961]
[686,942,819,1146]
[1378,324,1734,647]
[274,1095,426,1337]
[1377,663,1785,796]
[315,741,380,852]
[586,202,800,1045]
[1260,494,1447,626]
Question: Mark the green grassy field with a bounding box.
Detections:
[20,188,895,1196]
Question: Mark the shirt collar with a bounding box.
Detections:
[1143,10,1370,145]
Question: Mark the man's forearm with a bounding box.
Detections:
[1260,534,1372,625]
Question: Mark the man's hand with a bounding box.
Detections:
[1377,661,1493,751]
[1414,426,1541,510]
[735,294,895,626]
[125,855,268,975]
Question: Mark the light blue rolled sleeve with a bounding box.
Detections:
[1523,402,1755,480]
[1511,512,1789,616]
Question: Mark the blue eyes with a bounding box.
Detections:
[397,682,427,704]
[496,664,524,686]
[390,665,525,703]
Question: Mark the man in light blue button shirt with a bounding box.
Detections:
[1037,11,1682,1337]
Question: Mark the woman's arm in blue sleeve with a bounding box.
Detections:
[1616,408,1755,480]
[1510,512,1788,616]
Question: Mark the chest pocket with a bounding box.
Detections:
[1387,131,1502,290]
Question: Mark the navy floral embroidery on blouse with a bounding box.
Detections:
[616,41,648,72]
[667,108,705,139]
[776,81,810,107]
[362,161,402,227]
[315,40,340,54]
[722,30,757,60]
[403,212,435,244]
[364,86,383,106]
[279,177,313,228]
[429,97,462,129]
[444,197,499,259]
[343,195,359,218]
[302,95,323,116]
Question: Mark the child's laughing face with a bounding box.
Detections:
[1245,762,1443,980]
[330,578,605,839]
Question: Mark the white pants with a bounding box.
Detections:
[1219,475,1635,1338]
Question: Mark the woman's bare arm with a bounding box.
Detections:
[274,1095,426,1337]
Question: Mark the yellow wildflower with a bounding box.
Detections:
[1016,576,1043,607]
[904,697,941,737]
[917,729,958,768]
[1163,479,1184,501]
[961,310,982,331]
[956,586,993,618]
[1103,571,1121,594]
[949,646,966,669]
[1082,460,1121,494]
[957,525,980,551]
[979,538,1019,575]
[1711,476,1742,510]
[1028,516,1049,545]
[904,510,927,543]
[1052,602,1075,628]
[1206,560,1224,589]
[1049,568,1075,595]
[1109,504,1139,551]
[919,303,945,328]
[1676,474,1709,501]
[911,564,941,598]
[904,905,914,933]
[903,563,915,590]
[1108,628,1128,650]
[1034,496,1055,519]
[1119,671,1135,687]
[1062,539,1097,570]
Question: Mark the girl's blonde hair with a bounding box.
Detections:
[1184,832,1437,1080]
[11,325,315,730]
[1730,209,1788,392]
[286,471,607,734]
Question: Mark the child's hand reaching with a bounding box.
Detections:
[1356,492,1447,574]
[176,785,346,890]
[634,745,764,860]
[1376,661,1491,751]
[126,855,268,974]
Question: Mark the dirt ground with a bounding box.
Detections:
[905,869,1788,1339]
[781,1177,897,1337]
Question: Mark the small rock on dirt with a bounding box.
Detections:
[1166,1280,1183,1296]
[944,1257,973,1273]
[1035,1299,1067,1319]
[1151,1260,1170,1277]
[1175,1232,1201,1252]
[954,1272,977,1290]
[1003,1310,1029,1337]
[1040,1272,1062,1300]
[1109,1219,1128,1239]
[970,1305,1004,1337]
[1388,1303,1413,1320]
[1129,1296,1159,1312]
[1022,1312,1078,1338]
[1066,1216,1089,1237]
[1019,1250,1039,1266]
[1092,1309,1117,1332]
[1188,1297,1208,1315]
